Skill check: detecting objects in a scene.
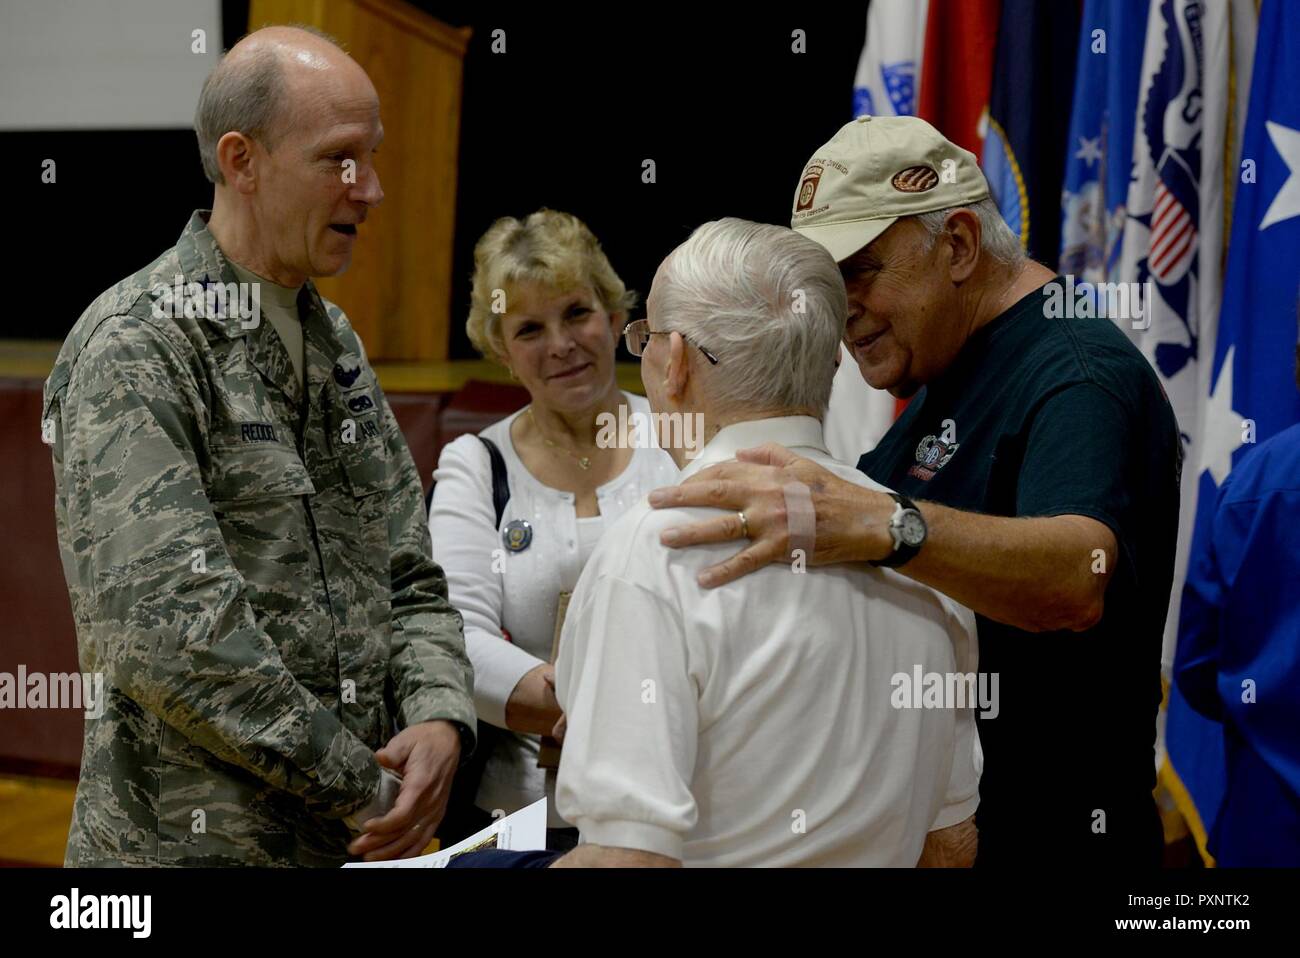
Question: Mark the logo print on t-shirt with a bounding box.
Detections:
[908,434,959,481]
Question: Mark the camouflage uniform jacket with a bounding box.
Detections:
[43,211,475,866]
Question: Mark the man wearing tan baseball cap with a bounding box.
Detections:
[795,115,997,472]
[647,114,1181,869]
[790,113,992,263]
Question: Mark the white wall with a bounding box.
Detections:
[0,0,222,130]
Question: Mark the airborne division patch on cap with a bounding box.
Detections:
[796,163,825,211]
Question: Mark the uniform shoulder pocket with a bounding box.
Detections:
[41,368,70,458]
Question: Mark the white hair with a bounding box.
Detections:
[914,196,1023,266]
[654,218,846,416]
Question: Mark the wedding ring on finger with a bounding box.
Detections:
[737,511,750,539]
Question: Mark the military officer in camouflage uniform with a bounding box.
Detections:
[43,26,475,866]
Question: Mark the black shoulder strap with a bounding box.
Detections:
[476,435,510,529]
[424,434,511,529]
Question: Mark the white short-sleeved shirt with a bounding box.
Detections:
[429,392,679,826]
[555,415,980,865]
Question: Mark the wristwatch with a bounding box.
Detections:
[451,720,476,767]
[344,766,403,834]
[869,492,927,568]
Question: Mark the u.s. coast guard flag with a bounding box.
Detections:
[1059,0,1147,281]
[1118,0,1238,664]
[1167,0,1300,861]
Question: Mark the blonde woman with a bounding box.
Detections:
[429,210,678,850]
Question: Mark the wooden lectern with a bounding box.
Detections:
[248,0,469,362]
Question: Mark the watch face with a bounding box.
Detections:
[899,511,927,547]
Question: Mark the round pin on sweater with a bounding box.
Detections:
[502,518,533,552]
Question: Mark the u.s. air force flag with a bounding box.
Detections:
[1059,0,1147,281]
[1167,0,1300,861]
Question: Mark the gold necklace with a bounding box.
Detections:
[528,407,592,470]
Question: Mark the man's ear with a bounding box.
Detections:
[665,330,689,400]
[216,131,259,194]
[944,208,981,282]
[608,310,625,352]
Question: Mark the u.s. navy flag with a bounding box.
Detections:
[981,0,1080,262]
[1168,0,1300,863]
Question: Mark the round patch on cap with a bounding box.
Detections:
[891,165,940,193]
[502,518,533,553]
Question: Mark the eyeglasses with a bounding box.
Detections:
[623,318,720,365]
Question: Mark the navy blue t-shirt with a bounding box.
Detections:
[857,278,1181,865]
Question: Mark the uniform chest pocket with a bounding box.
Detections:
[336,417,389,500]
[327,417,394,621]
[204,443,317,628]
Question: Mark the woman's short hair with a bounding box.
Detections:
[467,209,637,363]
[654,218,847,417]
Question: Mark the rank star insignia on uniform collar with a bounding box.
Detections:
[502,518,533,552]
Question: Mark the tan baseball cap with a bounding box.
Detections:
[790,114,991,263]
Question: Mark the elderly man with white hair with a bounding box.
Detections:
[547,218,977,867]
[647,117,1182,867]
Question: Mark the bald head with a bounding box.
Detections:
[198,24,384,285]
[195,25,370,184]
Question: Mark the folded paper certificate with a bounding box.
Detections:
[341,797,548,868]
